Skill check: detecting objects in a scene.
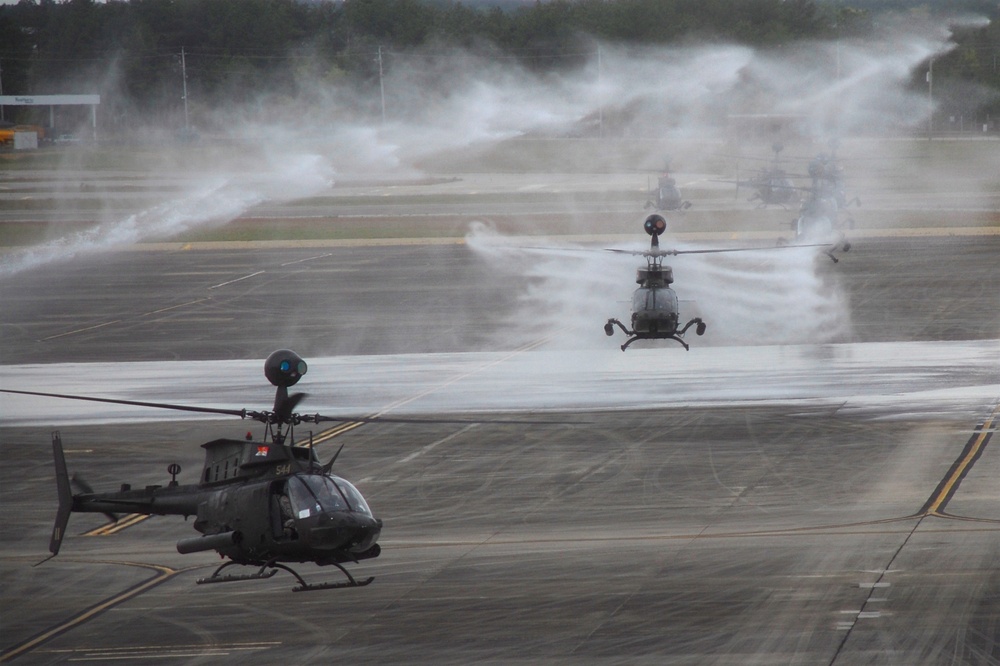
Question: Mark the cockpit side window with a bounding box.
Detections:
[286,476,322,519]
[272,480,298,539]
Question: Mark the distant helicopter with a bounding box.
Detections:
[732,142,799,208]
[787,186,853,259]
[805,149,861,212]
[783,149,858,261]
[1,351,560,592]
[644,159,692,211]
[604,215,832,350]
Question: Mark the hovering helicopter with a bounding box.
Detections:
[787,186,853,261]
[727,142,800,208]
[805,149,861,212]
[604,215,705,351]
[644,160,692,212]
[782,149,858,261]
[1,351,383,591]
[603,215,834,350]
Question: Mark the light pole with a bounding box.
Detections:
[181,47,190,132]
[597,45,603,138]
[377,46,386,126]
[926,57,933,140]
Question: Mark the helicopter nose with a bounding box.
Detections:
[309,513,381,552]
[350,516,382,554]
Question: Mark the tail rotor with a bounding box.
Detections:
[36,432,73,565]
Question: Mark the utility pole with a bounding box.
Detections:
[597,45,603,138]
[181,47,190,132]
[926,57,933,140]
[833,20,841,81]
[377,46,386,125]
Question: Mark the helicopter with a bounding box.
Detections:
[805,148,860,211]
[2,350,384,591]
[782,139,861,212]
[781,150,858,261]
[786,185,853,260]
[2,350,566,592]
[727,142,800,208]
[604,215,705,351]
[644,160,692,212]
[603,215,835,350]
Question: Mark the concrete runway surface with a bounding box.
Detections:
[1,212,999,661]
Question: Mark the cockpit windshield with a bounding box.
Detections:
[286,474,373,518]
[632,287,677,313]
[332,476,373,516]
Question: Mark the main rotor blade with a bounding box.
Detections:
[301,413,580,426]
[0,389,248,418]
[714,152,792,163]
[1,389,583,426]
[606,243,830,257]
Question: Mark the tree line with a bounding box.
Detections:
[1,0,997,133]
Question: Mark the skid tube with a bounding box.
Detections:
[605,318,704,352]
[197,559,374,592]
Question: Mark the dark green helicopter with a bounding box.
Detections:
[733,143,800,209]
[604,215,706,351]
[2,350,451,592]
[644,159,692,212]
[781,151,858,261]
[715,143,806,209]
[603,215,832,351]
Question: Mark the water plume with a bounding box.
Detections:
[0,152,333,278]
[466,223,852,351]
[3,19,974,281]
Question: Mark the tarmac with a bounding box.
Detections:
[0,160,998,664]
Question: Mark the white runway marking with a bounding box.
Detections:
[207,271,265,289]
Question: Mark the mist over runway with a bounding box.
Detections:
[3,230,998,430]
[2,13,995,274]
[2,339,998,428]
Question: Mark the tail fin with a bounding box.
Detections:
[44,431,74,562]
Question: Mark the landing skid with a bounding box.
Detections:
[197,559,374,592]
[825,233,852,263]
[753,199,788,210]
[779,234,851,262]
[604,318,705,352]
